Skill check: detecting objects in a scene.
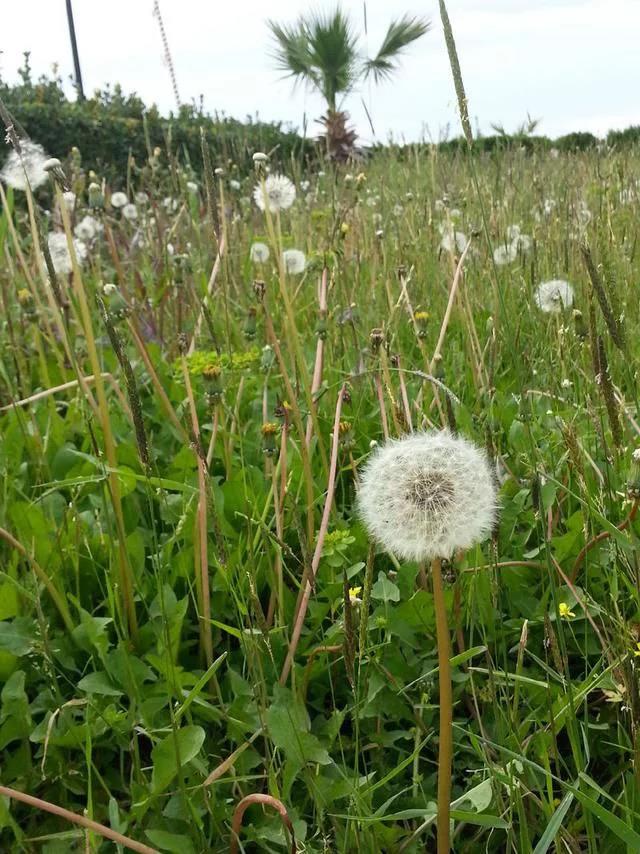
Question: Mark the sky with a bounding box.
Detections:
[1,0,638,144]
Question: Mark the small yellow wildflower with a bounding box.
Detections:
[348,586,362,604]
[558,602,575,620]
[633,642,640,657]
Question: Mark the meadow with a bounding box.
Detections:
[1,130,640,853]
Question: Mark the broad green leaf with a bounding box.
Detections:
[371,572,400,603]
[77,671,123,697]
[151,725,206,793]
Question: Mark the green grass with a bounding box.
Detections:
[1,136,640,853]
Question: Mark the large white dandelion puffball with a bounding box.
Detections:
[253,174,296,212]
[0,141,50,192]
[534,279,574,313]
[358,431,498,562]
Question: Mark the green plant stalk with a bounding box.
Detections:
[431,555,453,854]
[56,187,139,641]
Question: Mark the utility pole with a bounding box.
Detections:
[65,0,85,101]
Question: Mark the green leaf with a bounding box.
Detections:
[145,830,196,854]
[532,791,574,854]
[267,687,331,768]
[0,619,35,656]
[151,726,206,793]
[371,572,400,603]
[77,671,123,697]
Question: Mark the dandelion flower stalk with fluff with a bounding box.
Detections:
[358,431,498,854]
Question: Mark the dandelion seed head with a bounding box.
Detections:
[122,203,138,221]
[493,243,517,266]
[534,279,574,313]
[253,174,296,212]
[74,214,99,241]
[110,191,128,208]
[250,242,270,263]
[1,141,49,191]
[358,431,498,562]
[46,232,87,275]
[282,248,306,274]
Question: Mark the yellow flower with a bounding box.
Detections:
[633,642,640,658]
[348,586,362,604]
[559,602,575,620]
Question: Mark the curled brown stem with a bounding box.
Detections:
[570,499,638,582]
[230,793,296,854]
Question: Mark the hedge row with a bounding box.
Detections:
[1,62,639,179]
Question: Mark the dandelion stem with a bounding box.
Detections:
[431,555,453,854]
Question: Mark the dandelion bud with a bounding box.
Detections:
[203,363,223,406]
[261,422,279,456]
[414,310,429,339]
[243,306,257,340]
[260,344,275,373]
[253,279,266,302]
[356,172,366,186]
[628,450,640,498]
[103,283,118,296]
[214,167,224,177]
[358,431,498,562]
[573,308,587,339]
[338,420,355,451]
[369,328,385,354]
[88,182,104,209]
[253,152,269,163]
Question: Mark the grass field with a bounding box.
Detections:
[1,136,640,853]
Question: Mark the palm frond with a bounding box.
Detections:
[364,15,430,83]
[267,20,318,89]
[305,8,360,109]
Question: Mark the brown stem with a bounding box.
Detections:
[230,793,296,854]
[280,384,346,684]
[570,499,638,582]
[0,786,157,854]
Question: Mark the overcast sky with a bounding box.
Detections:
[2,0,638,143]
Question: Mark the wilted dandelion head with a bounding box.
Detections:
[253,174,296,212]
[250,242,270,263]
[358,431,498,562]
[282,248,306,275]
[0,141,49,192]
[534,279,574,313]
[46,232,87,275]
[61,191,76,212]
[110,191,128,208]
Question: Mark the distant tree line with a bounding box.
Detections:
[1,58,638,180]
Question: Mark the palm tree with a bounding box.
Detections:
[268,7,429,161]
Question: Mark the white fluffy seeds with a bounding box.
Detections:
[253,174,296,212]
[358,431,498,562]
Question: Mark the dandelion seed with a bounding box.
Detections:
[103,283,118,296]
[163,196,178,211]
[506,224,521,241]
[253,174,296,212]
[110,191,128,208]
[282,248,306,274]
[358,431,498,562]
[0,141,49,191]
[250,242,270,263]
[300,180,310,192]
[229,179,241,191]
[186,181,198,193]
[534,279,574,313]
[135,191,149,204]
[46,232,87,275]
